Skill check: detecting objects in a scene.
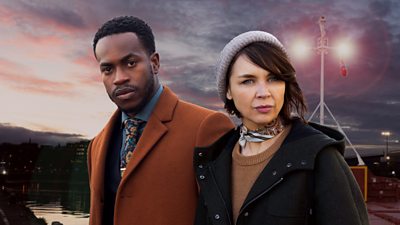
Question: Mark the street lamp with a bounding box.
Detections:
[301,16,364,166]
[381,131,391,161]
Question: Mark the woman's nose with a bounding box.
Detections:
[255,83,271,98]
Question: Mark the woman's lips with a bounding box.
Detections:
[255,105,272,113]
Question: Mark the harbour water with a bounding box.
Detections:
[26,200,89,225]
[2,181,90,225]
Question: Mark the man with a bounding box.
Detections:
[88,16,234,225]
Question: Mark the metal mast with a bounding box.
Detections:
[309,16,365,165]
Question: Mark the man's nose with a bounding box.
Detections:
[113,68,129,85]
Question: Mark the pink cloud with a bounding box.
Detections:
[70,49,103,86]
[0,5,15,25]
[73,49,98,68]
[0,58,75,96]
[4,33,66,52]
[0,3,90,36]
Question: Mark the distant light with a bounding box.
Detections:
[1,169,6,175]
[392,171,396,175]
[381,131,391,136]
[290,39,312,60]
[335,40,355,60]
[386,156,391,160]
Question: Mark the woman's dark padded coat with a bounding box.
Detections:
[194,119,369,225]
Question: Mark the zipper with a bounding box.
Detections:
[209,166,233,225]
[238,177,284,216]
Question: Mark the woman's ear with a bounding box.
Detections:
[226,88,232,100]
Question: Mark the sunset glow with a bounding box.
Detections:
[0,0,398,149]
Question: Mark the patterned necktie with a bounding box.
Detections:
[120,118,145,177]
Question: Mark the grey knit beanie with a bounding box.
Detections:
[216,31,287,103]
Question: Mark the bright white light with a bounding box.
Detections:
[381,131,391,136]
[290,39,312,60]
[335,41,354,60]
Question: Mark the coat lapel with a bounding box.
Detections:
[119,86,177,184]
[92,110,121,198]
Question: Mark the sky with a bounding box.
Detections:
[0,0,399,155]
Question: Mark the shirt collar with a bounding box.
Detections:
[121,85,163,125]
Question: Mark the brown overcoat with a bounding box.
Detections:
[87,86,234,225]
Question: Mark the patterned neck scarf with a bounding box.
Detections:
[239,119,284,148]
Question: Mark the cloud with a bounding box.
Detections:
[1,1,88,33]
[0,0,399,148]
[0,58,76,96]
[369,0,393,18]
[0,123,86,145]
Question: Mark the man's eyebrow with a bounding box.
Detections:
[99,62,112,67]
[120,53,137,62]
[99,53,139,67]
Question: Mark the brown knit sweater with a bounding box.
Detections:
[231,125,291,223]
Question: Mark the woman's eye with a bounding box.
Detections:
[241,79,254,85]
[267,76,279,82]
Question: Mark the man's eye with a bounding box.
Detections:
[101,67,113,74]
[127,61,136,67]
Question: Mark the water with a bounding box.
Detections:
[5,181,90,225]
[26,201,89,225]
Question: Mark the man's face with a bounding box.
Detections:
[95,33,160,116]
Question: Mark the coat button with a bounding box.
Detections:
[301,160,307,166]
[199,175,205,180]
[286,163,292,168]
[272,170,277,176]
[244,212,249,217]
[198,164,204,169]
[214,214,220,220]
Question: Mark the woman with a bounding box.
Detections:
[194,31,369,225]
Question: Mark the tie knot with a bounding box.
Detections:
[124,118,144,130]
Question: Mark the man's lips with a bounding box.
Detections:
[254,105,272,113]
[114,87,137,100]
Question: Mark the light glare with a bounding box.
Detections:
[290,39,311,60]
[336,41,354,59]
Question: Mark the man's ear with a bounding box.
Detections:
[150,52,160,74]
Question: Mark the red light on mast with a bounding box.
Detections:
[340,59,348,77]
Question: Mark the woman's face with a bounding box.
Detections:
[227,54,285,130]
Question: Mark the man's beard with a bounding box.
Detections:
[124,73,155,115]
[109,69,156,115]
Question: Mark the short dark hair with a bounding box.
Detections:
[224,42,307,124]
[93,16,155,56]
